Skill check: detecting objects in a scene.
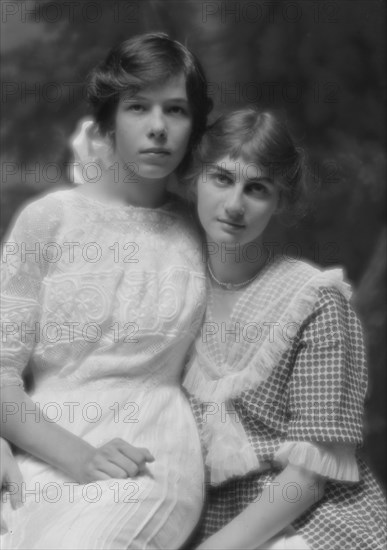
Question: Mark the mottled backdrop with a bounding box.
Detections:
[1,0,386,486]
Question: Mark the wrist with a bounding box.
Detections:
[59,438,95,482]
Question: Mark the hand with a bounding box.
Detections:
[72,438,155,484]
[0,438,23,535]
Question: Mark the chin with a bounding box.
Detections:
[138,167,173,181]
[210,231,242,247]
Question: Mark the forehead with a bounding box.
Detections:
[119,73,188,103]
[213,155,271,179]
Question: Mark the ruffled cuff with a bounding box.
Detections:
[274,441,359,482]
[203,425,263,485]
[199,399,264,485]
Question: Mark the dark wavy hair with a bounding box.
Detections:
[87,33,213,174]
[188,107,308,222]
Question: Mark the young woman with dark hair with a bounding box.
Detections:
[0,33,212,549]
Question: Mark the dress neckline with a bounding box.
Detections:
[70,188,177,213]
[205,255,283,364]
[207,254,282,324]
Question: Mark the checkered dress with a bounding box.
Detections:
[183,258,387,550]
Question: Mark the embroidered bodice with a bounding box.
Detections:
[1,189,206,391]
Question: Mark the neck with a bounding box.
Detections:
[80,163,170,209]
[206,238,270,286]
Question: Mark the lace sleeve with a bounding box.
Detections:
[0,195,62,388]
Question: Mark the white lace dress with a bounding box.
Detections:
[1,189,206,549]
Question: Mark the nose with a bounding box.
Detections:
[224,189,245,219]
[147,108,167,140]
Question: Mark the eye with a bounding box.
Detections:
[246,182,270,196]
[126,103,145,113]
[217,174,232,185]
[211,171,233,186]
[167,105,188,115]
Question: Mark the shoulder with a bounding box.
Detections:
[265,257,356,334]
[13,187,76,216]
[6,187,77,240]
[291,263,362,339]
[278,257,352,302]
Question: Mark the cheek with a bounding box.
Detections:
[250,200,277,230]
[115,126,135,153]
[261,203,277,229]
[196,193,206,221]
[177,120,193,145]
[196,184,211,223]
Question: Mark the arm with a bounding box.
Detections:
[196,465,325,550]
[1,201,153,483]
[1,385,154,484]
[2,385,96,482]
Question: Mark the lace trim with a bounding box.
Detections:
[184,264,352,404]
[200,398,267,485]
[274,441,360,482]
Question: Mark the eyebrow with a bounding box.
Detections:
[251,176,275,185]
[212,163,275,184]
[211,164,234,177]
[123,96,189,103]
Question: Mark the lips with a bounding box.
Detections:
[218,218,245,229]
[140,148,171,155]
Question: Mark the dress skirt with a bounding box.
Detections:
[2,379,204,549]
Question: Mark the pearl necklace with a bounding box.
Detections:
[207,261,262,290]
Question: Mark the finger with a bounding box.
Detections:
[117,442,154,466]
[137,447,155,463]
[137,464,155,478]
[106,451,140,477]
[132,449,155,474]
[97,461,132,480]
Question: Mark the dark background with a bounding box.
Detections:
[1,0,386,486]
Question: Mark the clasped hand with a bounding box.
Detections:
[1,436,154,534]
[73,438,155,484]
